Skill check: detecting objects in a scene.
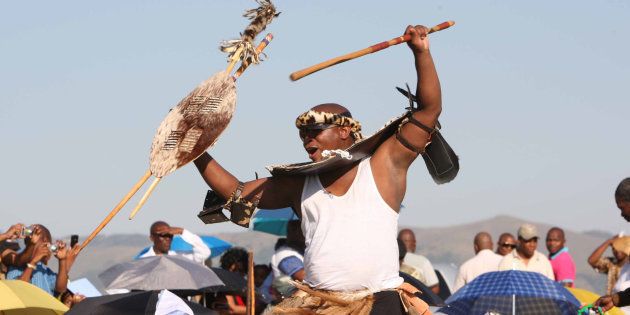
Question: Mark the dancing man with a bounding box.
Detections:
[195,24,443,314]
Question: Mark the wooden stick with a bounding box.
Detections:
[289,21,455,81]
[233,33,274,80]
[247,251,255,315]
[79,170,152,251]
[128,176,162,220]
[225,46,244,74]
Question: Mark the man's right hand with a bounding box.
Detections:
[1,223,23,241]
[30,242,51,265]
[594,294,618,311]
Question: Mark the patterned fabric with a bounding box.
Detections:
[295,110,363,140]
[439,270,580,315]
[593,256,621,295]
[6,263,57,296]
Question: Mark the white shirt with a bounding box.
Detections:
[613,262,630,293]
[140,229,211,264]
[404,252,439,287]
[453,249,503,291]
[301,158,403,292]
[498,249,554,280]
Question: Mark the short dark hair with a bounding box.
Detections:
[220,247,249,272]
[150,221,169,234]
[616,178,630,202]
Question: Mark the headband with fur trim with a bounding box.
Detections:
[295,110,363,140]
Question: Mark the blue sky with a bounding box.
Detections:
[1,1,629,237]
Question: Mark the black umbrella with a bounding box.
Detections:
[66,291,213,315]
[203,268,247,294]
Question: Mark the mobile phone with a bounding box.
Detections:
[70,235,79,247]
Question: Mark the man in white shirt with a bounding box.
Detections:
[398,229,440,294]
[139,221,211,264]
[498,223,554,280]
[453,232,502,291]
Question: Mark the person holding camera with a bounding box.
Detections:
[5,224,80,297]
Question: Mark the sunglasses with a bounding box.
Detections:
[299,125,337,140]
[500,243,517,249]
[153,233,174,239]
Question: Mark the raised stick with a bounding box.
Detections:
[79,170,152,251]
[289,21,455,81]
[128,176,162,220]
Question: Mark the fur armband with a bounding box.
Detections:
[224,182,260,228]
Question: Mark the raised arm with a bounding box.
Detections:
[194,153,302,211]
[588,236,617,268]
[371,24,442,210]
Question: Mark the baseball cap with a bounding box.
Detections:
[518,223,538,240]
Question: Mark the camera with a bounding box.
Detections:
[47,244,58,253]
[21,226,33,238]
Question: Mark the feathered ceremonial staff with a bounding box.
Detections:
[290,21,454,81]
[80,1,278,252]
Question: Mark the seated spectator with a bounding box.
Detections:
[219,247,249,315]
[139,221,210,264]
[496,233,517,256]
[254,264,273,307]
[271,221,305,299]
[5,224,80,297]
[453,232,502,291]
[588,235,630,295]
[546,227,576,287]
[398,229,440,294]
[397,238,422,280]
[498,223,554,280]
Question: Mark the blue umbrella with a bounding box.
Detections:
[251,208,298,236]
[135,235,231,259]
[439,270,580,315]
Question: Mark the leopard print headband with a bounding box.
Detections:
[295,110,363,140]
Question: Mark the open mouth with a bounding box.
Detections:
[305,146,318,159]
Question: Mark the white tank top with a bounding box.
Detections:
[300,158,403,292]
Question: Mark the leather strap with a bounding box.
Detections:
[405,115,437,135]
[395,114,435,154]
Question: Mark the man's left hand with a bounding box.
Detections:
[54,241,68,261]
[168,227,184,235]
[405,25,430,54]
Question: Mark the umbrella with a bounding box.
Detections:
[438,270,580,315]
[0,279,68,315]
[66,290,213,315]
[567,287,624,315]
[99,255,223,292]
[134,235,232,259]
[204,267,247,295]
[251,207,297,236]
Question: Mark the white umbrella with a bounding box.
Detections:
[99,255,223,292]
